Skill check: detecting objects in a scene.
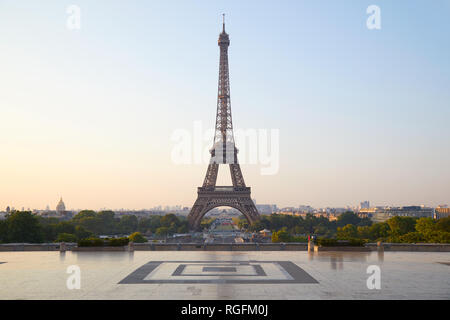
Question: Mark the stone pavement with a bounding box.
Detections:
[0,251,448,299]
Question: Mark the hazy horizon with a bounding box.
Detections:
[1,1,449,211]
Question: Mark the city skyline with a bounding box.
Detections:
[1,1,450,210]
[1,196,446,213]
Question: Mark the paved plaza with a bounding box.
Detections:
[0,251,448,299]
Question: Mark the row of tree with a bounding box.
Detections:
[235,211,372,238]
[337,216,450,243]
[235,212,450,243]
[0,210,189,243]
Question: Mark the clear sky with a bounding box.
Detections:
[1,0,449,211]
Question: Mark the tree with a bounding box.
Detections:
[337,212,360,227]
[271,228,291,242]
[177,223,189,234]
[357,226,371,239]
[97,210,116,234]
[54,221,76,235]
[72,210,97,221]
[248,220,264,232]
[387,216,416,237]
[5,211,43,243]
[160,214,179,228]
[399,232,425,243]
[118,215,138,234]
[415,217,435,236]
[337,224,358,239]
[77,216,103,235]
[369,222,390,240]
[74,225,92,240]
[0,220,7,243]
[155,227,169,238]
[415,217,450,243]
[129,232,147,243]
[237,219,248,230]
[436,217,450,232]
[55,233,77,243]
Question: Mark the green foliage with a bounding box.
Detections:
[271,228,308,243]
[337,212,363,227]
[2,209,449,245]
[4,211,43,243]
[155,227,169,237]
[387,216,416,237]
[357,226,371,239]
[78,237,105,247]
[55,233,77,243]
[368,222,390,240]
[177,223,189,234]
[337,224,358,239]
[347,238,367,246]
[118,215,138,234]
[97,210,117,234]
[271,228,291,242]
[160,214,179,227]
[436,217,450,232]
[291,235,308,242]
[74,225,93,240]
[0,219,8,243]
[415,217,433,233]
[106,237,129,246]
[129,232,147,243]
[73,210,97,221]
[398,232,425,243]
[316,238,338,246]
[237,219,249,230]
[238,213,344,237]
[248,220,265,232]
[200,217,215,230]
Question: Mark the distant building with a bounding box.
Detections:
[361,206,434,223]
[435,206,450,219]
[255,204,277,215]
[56,197,66,214]
[298,205,314,213]
[359,201,370,210]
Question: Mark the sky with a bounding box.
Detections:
[0,0,449,211]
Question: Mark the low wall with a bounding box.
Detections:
[134,243,308,251]
[0,243,76,251]
[365,243,450,252]
[1,242,448,252]
[314,246,371,252]
[72,246,126,252]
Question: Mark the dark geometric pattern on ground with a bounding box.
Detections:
[119,260,319,284]
[203,266,237,272]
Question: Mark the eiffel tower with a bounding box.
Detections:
[188,15,260,230]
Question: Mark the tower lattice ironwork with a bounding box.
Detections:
[188,16,260,230]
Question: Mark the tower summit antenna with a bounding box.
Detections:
[222,13,225,32]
